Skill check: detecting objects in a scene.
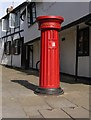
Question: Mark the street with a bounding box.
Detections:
[1,65,90,119]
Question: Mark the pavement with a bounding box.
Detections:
[0,65,91,119]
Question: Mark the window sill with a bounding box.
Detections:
[78,55,89,57]
[14,26,20,29]
[6,53,11,55]
[6,29,11,32]
[14,53,20,55]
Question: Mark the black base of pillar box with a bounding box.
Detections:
[34,87,64,95]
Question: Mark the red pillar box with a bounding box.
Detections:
[35,16,64,95]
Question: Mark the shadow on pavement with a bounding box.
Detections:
[5,65,90,85]
[11,80,38,91]
[4,65,39,77]
[61,74,91,85]
[17,69,39,77]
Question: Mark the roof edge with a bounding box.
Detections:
[1,1,30,19]
[61,13,91,31]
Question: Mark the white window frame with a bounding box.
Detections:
[9,13,15,28]
[2,19,7,32]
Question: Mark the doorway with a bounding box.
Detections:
[29,45,33,68]
[25,45,33,69]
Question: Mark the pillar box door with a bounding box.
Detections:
[35,16,64,95]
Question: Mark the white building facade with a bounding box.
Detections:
[0,1,91,78]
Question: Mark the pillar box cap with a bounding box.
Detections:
[36,15,64,30]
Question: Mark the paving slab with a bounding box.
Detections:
[0,92,2,119]
[43,95,77,109]
[2,66,90,119]
[62,106,89,119]
[63,92,89,111]
[18,96,51,109]
[2,96,28,118]
[2,106,28,118]
[23,107,42,117]
[0,65,2,119]
[29,115,43,118]
[39,108,71,118]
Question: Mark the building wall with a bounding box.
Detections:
[60,28,76,75]
[33,40,40,69]
[1,33,24,67]
[78,57,89,77]
[0,5,25,67]
[89,1,91,13]
[3,36,12,66]
[27,24,90,78]
[0,21,2,38]
[89,26,91,77]
[0,22,2,63]
[60,25,90,77]
[24,2,90,44]
[23,2,90,77]
[11,33,24,68]
[0,2,90,78]
[4,55,11,66]
[12,55,21,67]
[24,22,40,43]
[36,2,90,26]
[77,25,90,78]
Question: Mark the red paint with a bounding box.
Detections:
[37,16,64,89]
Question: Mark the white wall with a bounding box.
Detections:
[0,18,6,38]
[0,2,90,76]
[1,2,90,43]
[60,25,90,77]
[2,36,12,66]
[0,5,25,67]
[89,26,91,77]
[27,23,90,78]
[0,22,2,63]
[11,33,22,68]
[12,55,21,67]
[77,25,90,77]
[78,57,89,77]
[89,1,91,13]
[0,22,2,38]
[30,25,90,78]
[60,27,76,75]
[36,2,90,26]
[24,2,90,44]
[24,21,40,43]
[0,40,4,64]
[33,40,40,69]
[1,33,23,67]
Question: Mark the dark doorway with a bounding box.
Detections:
[29,45,33,68]
[25,45,33,69]
[21,38,26,69]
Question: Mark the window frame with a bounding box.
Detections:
[15,11,20,28]
[77,27,89,57]
[27,2,36,26]
[13,39,20,55]
[9,13,15,28]
[4,41,11,55]
[6,16,10,31]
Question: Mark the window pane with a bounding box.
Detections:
[27,2,36,25]
[5,41,11,55]
[78,27,89,56]
[13,39,20,55]
[15,12,20,27]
